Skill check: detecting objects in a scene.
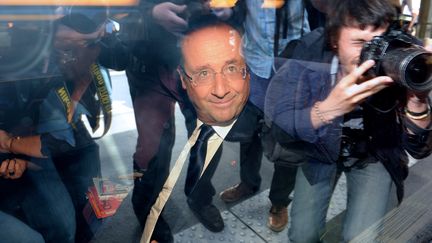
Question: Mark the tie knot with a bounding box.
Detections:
[198,124,215,142]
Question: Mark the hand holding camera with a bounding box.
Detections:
[359,26,432,92]
[152,2,189,35]
[313,60,394,127]
[152,0,220,36]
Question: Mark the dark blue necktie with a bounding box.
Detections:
[185,124,215,196]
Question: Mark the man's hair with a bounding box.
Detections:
[326,0,398,49]
[184,14,242,37]
[179,14,242,65]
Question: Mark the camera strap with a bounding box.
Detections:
[89,63,112,138]
[55,63,112,138]
[55,85,76,129]
[273,0,305,57]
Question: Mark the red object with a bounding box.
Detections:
[86,186,125,219]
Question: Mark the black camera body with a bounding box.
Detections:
[359,26,432,92]
[178,0,212,24]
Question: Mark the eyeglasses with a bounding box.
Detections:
[179,63,247,86]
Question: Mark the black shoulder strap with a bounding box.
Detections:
[273,0,305,57]
[274,5,283,57]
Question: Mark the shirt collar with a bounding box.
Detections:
[196,119,237,140]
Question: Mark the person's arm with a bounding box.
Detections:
[406,0,420,32]
[400,90,432,159]
[141,0,188,35]
[0,130,44,158]
[404,92,431,129]
[265,59,321,143]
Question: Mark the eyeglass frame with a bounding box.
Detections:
[178,63,248,86]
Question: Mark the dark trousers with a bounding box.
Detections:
[236,102,297,207]
[131,121,175,226]
[127,72,178,171]
[53,142,101,243]
[128,68,178,227]
[0,157,76,243]
[239,131,262,191]
[269,164,297,207]
[240,128,297,207]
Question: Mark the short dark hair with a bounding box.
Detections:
[184,14,223,36]
[326,0,398,49]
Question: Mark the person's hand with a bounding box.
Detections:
[0,130,12,153]
[152,2,188,35]
[0,158,27,179]
[315,60,393,124]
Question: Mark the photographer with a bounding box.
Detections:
[265,0,432,242]
[0,79,76,243]
[0,16,108,242]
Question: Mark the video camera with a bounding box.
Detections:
[0,1,138,82]
[359,21,432,92]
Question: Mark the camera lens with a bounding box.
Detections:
[401,50,432,91]
[382,47,432,92]
[405,53,432,84]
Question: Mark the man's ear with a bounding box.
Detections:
[242,68,248,80]
[177,68,187,89]
[243,68,250,81]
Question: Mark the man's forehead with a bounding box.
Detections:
[182,25,240,48]
[341,17,389,32]
[339,24,387,36]
[181,25,243,67]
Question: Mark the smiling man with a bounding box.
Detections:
[174,16,250,233]
[179,21,250,126]
[141,16,250,243]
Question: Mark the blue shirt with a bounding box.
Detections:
[37,89,90,147]
[243,0,310,79]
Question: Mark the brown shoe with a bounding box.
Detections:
[219,183,255,203]
[267,205,288,232]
